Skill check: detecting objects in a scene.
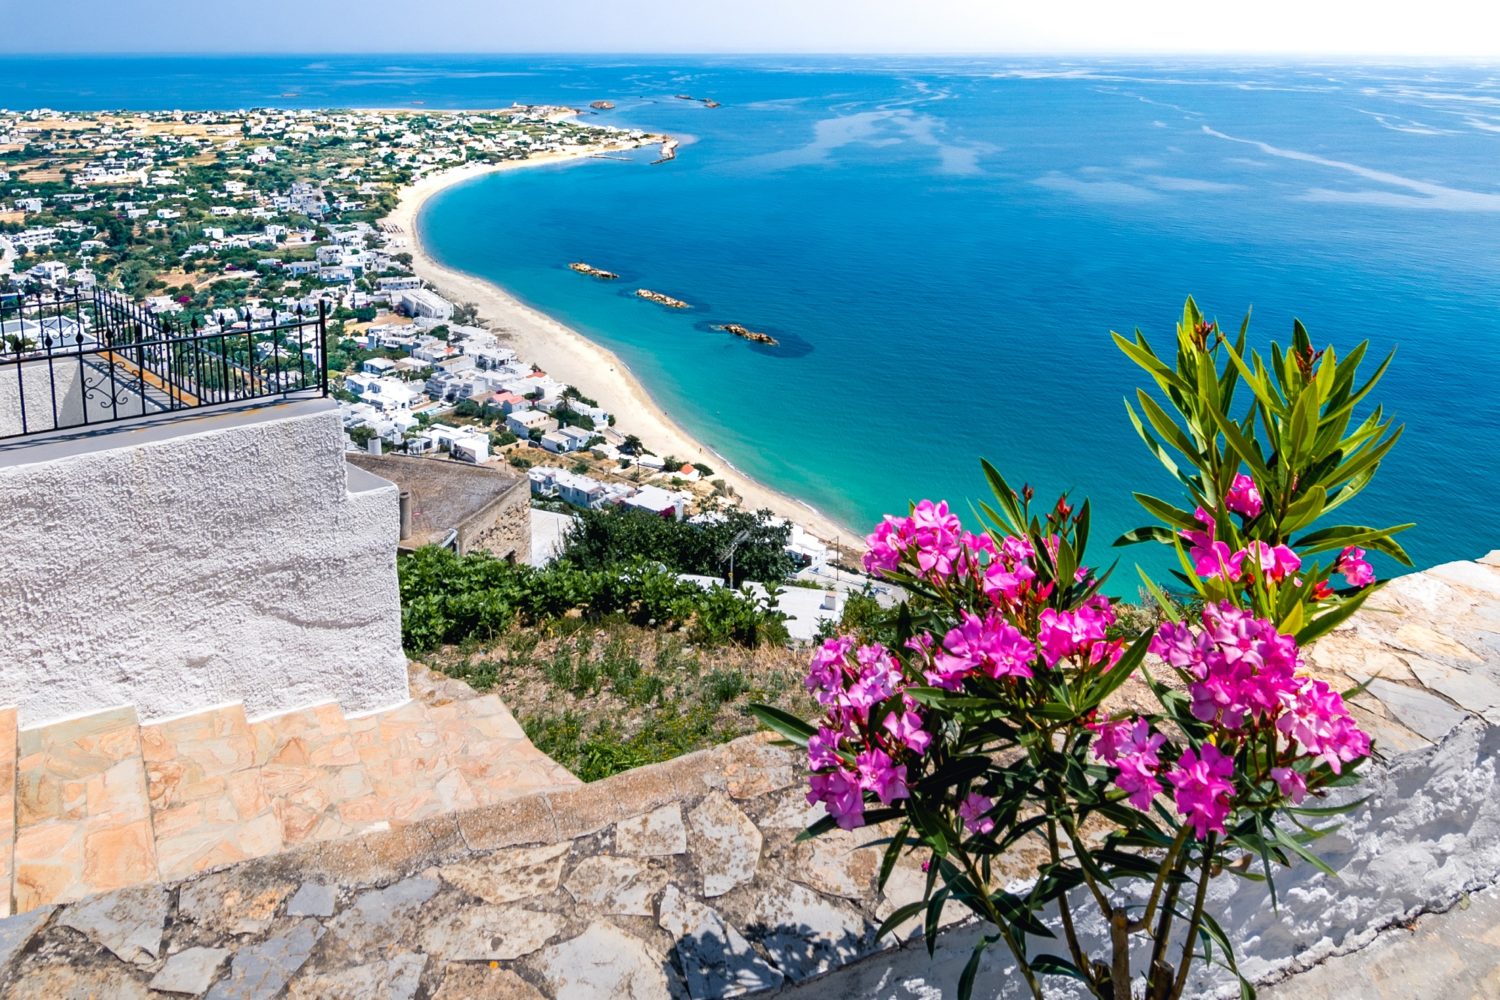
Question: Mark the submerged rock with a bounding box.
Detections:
[635,288,691,309]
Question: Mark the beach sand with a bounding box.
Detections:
[383,150,862,552]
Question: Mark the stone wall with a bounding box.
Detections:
[458,474,530,561]
[345,451,531,561]
[0,398,411,727]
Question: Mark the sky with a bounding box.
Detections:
[5,0,1499,58]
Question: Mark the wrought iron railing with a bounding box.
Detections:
[0,288,327,441]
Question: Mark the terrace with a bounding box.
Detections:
[0,287,327,442]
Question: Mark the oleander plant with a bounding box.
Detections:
[753,298,1412,999]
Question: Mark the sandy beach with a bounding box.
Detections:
[383,148,862,552]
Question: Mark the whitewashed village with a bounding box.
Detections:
[0,104,854,640]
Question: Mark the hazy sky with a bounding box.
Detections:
[7,0,1499,58]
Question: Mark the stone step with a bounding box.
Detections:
[141,702,284,882]
[12,705,159,912]
[0,707,16,918]
[346,700,482,825]
[247,701,386,848]
[3,673,580,915]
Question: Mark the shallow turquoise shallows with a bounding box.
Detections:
[9,55,1500,588]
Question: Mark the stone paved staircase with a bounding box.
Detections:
[0,666,577,916]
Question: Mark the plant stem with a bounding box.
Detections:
[1046,816,1104,999]
[953,846,1045,1000]
[1129,825,1192,934]
[1109,907,1132,1000]
[1145,839,1192,992]
[1169,834,1217,1000]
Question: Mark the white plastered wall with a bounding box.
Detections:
[0,398,410,727]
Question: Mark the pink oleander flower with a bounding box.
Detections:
[954,531,997,578]
[845,643,902,717]
[1088,718,1134,762]
[1271,766,1308,804]
[807,767,865,830]
[908,499,965,579]
[1092,717,1167,810]
[883,709,932,755]
[1230,541,1301,583]
[862,518,905,576]
[807,726,842,771]
[1168,743,1236,839]
[1277,677,1370,773]
[861,500,966,582]
[806,635,855,703]
[1037,602,1112,668]
[982,559,1036,606]
[1225,473,1264,519]
[935,610,1037,681]
[1000,535,1035,564]
[856,747,909,805]
[1182,507,1235,580]
[958,792,996,835]
[1338,546,1376,588]
[1156,603,1301,730]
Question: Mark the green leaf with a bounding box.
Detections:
[1295,584,1377,646]
[1206,404,1272,481]
[747,703,814,746]
[957,932,993,1000]
[1133,492,1201,532]
[923,888,950,957]
[874,899,926,942]
[795,813,840,842]
[1114,525,1178,547]
[1031,953,1089,982]
[1271,822,1339,877]
[877,825,909,893]
[980,460,1025,534]
[1281,485,1327,533]
[1137,567,1183,622]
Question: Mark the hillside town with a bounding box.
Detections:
[0,105,810,548]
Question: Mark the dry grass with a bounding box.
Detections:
[419,622,814,780]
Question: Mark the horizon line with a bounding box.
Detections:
[1,50,1498,64]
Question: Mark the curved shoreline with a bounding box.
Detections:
[383,152,864,552]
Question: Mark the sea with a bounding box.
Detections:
[4,55,1498,588]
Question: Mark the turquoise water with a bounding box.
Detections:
[6,56,1499,582]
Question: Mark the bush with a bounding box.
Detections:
[560,506,793,585]
[754,297,1408,1000]
[396,548,787,654]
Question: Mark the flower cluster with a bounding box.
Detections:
[1083,603,1373,839]
[805,500,1123,834]
[1182,508,1301,584]
[804,637,924,829]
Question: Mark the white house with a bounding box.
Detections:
[397,288,455,321]
[622,485,688,520]
[506,409,557,437]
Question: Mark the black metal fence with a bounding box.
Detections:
[0,287,327,441]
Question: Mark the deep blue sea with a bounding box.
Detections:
[5,55,1498,586]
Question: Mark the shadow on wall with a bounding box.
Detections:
[660,888,879,996]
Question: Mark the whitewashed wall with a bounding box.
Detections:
[0,398,410,726]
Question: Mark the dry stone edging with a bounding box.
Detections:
[0,553,1494,998]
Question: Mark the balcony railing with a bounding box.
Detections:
[1,288,327,441]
